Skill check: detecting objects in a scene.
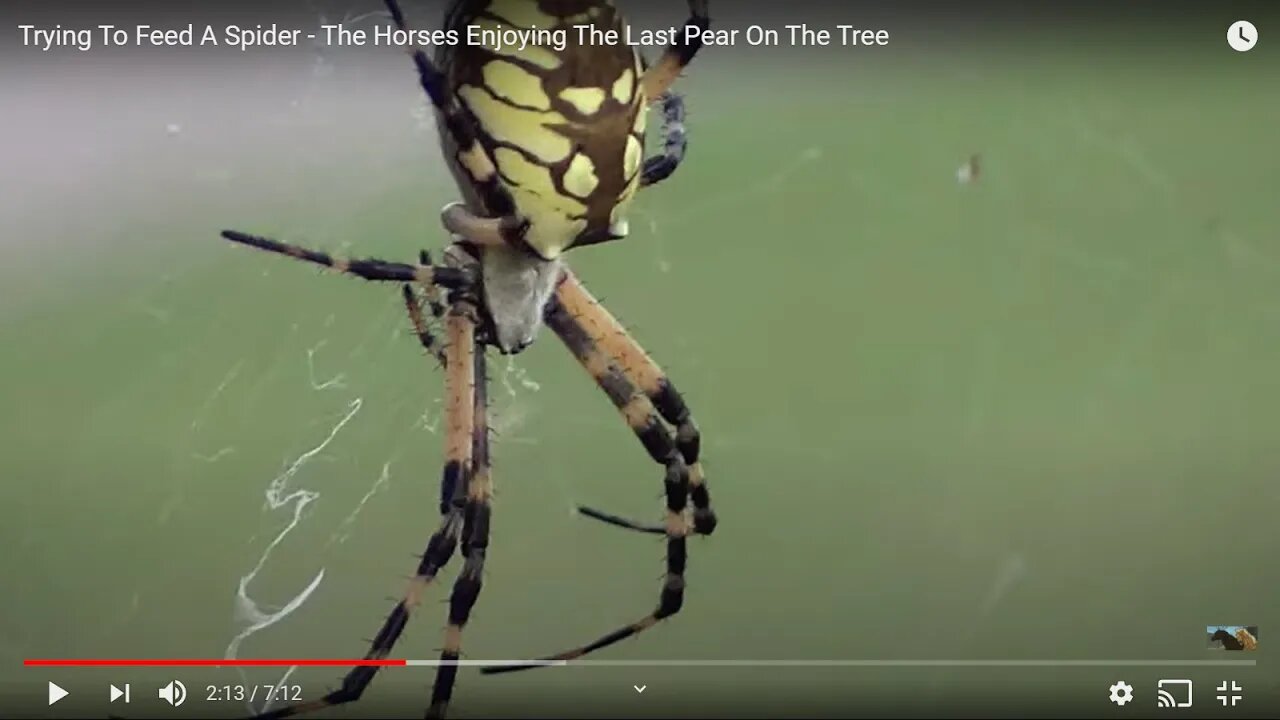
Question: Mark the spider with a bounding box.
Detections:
[219,0,717,717]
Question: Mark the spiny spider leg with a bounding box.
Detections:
[640,93,689,188]
[636,0,710,189]
[556,271,717,536]
[426,300,492,719]
[250,302,482,719]
[640,0,710,102]
[417,250,448,319]
[482,285,695,675]
[403,283,447,366]
[219,230,470,289]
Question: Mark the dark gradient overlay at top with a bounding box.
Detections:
[3,0,1280,61]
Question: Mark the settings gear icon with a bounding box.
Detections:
[1109,681,1135,706]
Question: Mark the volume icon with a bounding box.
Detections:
[158,680,187,707]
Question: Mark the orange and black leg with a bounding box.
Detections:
[638,1,710,188]
[483,273,713,674]
[253,303,486,720]
[402,251,449,366]
[222,229,459,367]
[641,0,711,102]
[426,300,492,718]
[219,230,472,291]
[554,270,716,536]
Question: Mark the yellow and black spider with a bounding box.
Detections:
[220,0,716,717]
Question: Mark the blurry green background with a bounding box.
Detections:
[1,3,1277,717]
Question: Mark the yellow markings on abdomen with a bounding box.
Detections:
[456,85,571,164]
[445,1,654,256]
[611,69,635,105]
[491,147,589,260]
[564,153,600,199]
[457,142,497,182]
[481,60,551,110]
[521,203,587,259]
[559,86,607,116]
[623,134,643,181]
[486,0,560,30]
[493,147,556,196]
[632,102,647,134]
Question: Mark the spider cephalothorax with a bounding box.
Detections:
[220,0,715,717]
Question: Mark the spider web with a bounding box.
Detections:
[124,3,551,712]
[211,329,546,714]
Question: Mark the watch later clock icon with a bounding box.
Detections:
[1228,21,1257,52]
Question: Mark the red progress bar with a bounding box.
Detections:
[25,659,406,667]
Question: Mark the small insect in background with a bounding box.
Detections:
[956,153,981,185]
[219,0,718,717]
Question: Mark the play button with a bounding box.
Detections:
[48,682,69,706]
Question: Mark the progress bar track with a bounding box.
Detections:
[414,659,1259,668]
[24,658,1258,668]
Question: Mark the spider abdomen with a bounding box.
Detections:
[442,0,648,260]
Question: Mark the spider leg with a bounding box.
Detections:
[219,230,471,289]
[404,245,485,370]
[482,283,698,675]
[250,303,481,720]
[640,0,710,102]
[383,0,528,248]
[555,270,716,535]
[417,250,449,317]
[639,93,688,188]
[426,301,492,719]
[440,202,530,248]
[403,283,447,366]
